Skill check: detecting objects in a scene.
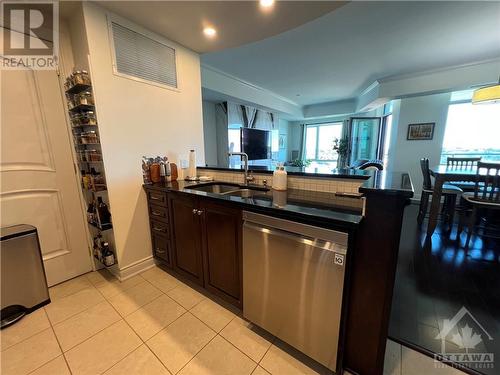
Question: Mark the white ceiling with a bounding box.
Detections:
[93,1,345,53]
[201,1,500,106]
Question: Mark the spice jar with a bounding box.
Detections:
[86,149,102,161]
[78,91,94,106]
[150,163,161,183]
[81,70,91,85]
[81,111,97,126]
[80,131,98,144]
[73,70,84,85]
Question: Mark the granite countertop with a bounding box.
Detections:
[145,180,365,229]
[144,170,413,229]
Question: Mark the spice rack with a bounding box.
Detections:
[64,70,117,269]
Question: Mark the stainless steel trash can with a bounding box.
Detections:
[1,225,50,328]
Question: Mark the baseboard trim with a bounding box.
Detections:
[117,256,156,281]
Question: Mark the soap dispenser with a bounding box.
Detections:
[272,163,287,191]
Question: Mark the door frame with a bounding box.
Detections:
[347,117,382,165]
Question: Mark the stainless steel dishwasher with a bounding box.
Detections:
[243,211,348,372]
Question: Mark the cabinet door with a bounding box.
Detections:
[200,200,242,308]
[168,193,204,285]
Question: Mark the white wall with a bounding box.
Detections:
[202,101,218,165]
[277,118,289,162]
[82,2,204,272]
[388,93,452,198]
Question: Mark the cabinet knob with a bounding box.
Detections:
[197,210,203,216]
[192,209,198,215]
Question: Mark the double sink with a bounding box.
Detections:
[186,182,269,198]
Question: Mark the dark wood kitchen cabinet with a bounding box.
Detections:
[163,191,242,308]
[199,200,242,308]
[168,192,204,286]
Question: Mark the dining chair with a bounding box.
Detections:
[418,158,463,227]
[459,162,500,248]
[446,157,482,191]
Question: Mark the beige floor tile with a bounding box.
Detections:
[64,320,141,375]
[53,301,121,351]
[141,267,181,293]
[1,308,50,350]
[166,284,205,310]
[179,335,256,375]
[107,281,162,317]
[146,312,216,374]
[95,275,145,299]
[86,269,116,286]
[29,356,71,375]
[44,287,104,325]
[401,346,464,375]
[125,294,186,341]
[384,339,401,375]
[49,275,93,301]
[1,328,61,375]
[220,317,273,362]
[260,344,321,375]
[252,366,271,375]
[191,298,235,332]
[103,345,170,375]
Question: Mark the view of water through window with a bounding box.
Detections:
[441,102,500,163]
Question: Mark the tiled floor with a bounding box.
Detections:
[1,265,467,375]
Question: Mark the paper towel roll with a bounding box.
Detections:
[188,150,197,179]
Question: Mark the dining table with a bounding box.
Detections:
[427,165,489,236]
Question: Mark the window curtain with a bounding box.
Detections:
[298,124,306,160]
[215,103,229,167]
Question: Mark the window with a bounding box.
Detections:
[441,102,500,163]
[304,123,343,166]
[110,21,177,88]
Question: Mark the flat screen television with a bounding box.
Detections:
[241,128,271,160]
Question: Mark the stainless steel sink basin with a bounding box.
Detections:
[187,183,268,197]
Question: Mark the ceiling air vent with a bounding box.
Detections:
[110,21,177,89]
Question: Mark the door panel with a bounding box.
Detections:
[348,117,382,165]
[169,193,204,285]
[200,200,242,307]
[1,69,92,286]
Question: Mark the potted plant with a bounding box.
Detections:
[333,137,349,169]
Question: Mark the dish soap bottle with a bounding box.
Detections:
[272,164,287,191]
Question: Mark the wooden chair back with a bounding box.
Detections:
[420,158,432,190]
[447,157,481,169]
[474,162,500,203]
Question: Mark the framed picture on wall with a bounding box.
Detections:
[407,122,435,140]
[279,134,286,149]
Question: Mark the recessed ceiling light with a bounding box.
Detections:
[203,27,217,38]
[260,0,274,8]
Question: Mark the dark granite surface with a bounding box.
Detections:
[145,180,364,229]
[144,171,413,228]
[359,171,414,198]
[199,165,370,179]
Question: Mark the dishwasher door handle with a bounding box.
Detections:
[243,221,345,254]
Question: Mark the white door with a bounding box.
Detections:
[1,68,92,286]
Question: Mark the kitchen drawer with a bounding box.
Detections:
[152,233,170,264]
[146,190,168,207]
[150,219,169,238]
[149,204,168,222]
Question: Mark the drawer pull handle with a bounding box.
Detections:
[155,248,165,254]
[151,195,162,200]
[153,226,164,231]
[152,211,162,216]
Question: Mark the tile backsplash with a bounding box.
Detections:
[199,169,364,194]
